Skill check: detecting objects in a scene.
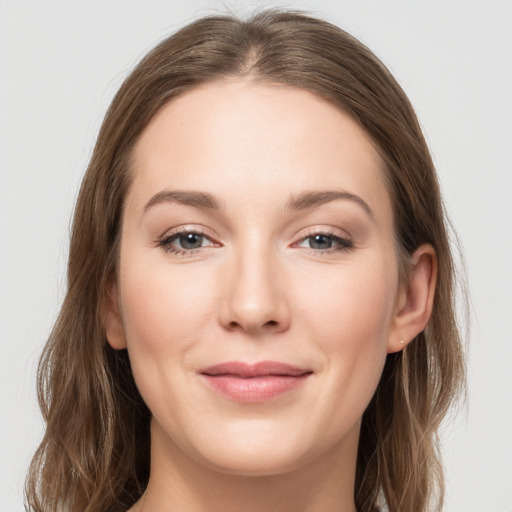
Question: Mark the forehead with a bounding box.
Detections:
[128,80,391,224]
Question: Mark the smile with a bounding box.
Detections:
[199,361,313,403]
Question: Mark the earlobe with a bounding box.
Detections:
[103,281,127,350]
[388,244,437,353]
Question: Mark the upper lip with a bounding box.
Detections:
[199,361,312,378]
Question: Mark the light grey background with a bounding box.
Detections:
[1,1,511,510]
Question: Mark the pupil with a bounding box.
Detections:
[310,234,332,250]
[179,233,202,249]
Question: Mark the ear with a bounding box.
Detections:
[103,280,127,350]
[387,244,437,353]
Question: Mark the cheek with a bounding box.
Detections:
[303,264,396,442]
[301,258,396,338]
[117,256,220,425]
[119,259,217,354]
[295,257,397,391]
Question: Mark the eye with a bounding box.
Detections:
[158,228,218,255]
[174,232,206,250]
[305,234,335,250]
[294,232,353,253]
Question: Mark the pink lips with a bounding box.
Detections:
[199,361,312,403]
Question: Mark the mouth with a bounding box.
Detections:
[198,361,313,403]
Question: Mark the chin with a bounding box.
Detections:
[195,444,310,477]
[182,418,336,478]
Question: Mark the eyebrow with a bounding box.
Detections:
[143,190,221,213]
[142,188,373,219]
[285,189,374,219]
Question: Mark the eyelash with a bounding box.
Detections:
[157,227,218,256]
[292,229,354,255]
[157,228,354,256]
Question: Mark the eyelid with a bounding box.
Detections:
[155,224,354,256]
[157,224,214,241]
[156,225,221,255]
[290,226,354,254]
[292,225,352,243]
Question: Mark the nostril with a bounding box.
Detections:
[227,319,279,331]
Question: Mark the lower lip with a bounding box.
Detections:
[201,374,311,403]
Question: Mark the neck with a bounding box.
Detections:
[132,420,359,512]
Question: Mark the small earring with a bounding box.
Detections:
[400,339,405,345]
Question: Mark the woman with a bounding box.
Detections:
[25,9,465,512]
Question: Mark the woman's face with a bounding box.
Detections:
[107,81,406,476]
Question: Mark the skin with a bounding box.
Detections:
[105,80,436,512]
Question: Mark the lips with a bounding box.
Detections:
[199,361,312,403]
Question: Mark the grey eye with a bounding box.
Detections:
[308,234,333,250]
[159,229,219,254]
[178,232,204,249]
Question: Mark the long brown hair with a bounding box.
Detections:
[26,9,465,512]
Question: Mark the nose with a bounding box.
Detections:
[218,245,291,336]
